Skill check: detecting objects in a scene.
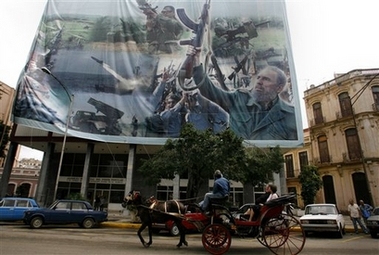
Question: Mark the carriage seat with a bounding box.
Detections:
[210,195,229,204]
[208,195,229,211]
[264,193,296,207]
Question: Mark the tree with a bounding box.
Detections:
[138,124,247,199]
[243,146,284,187]
[299,165,323,206]
[90,17,112,42]
[138,124,285,200]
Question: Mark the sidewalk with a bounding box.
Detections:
[102,210,358,233]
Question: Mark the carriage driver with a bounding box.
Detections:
[199,170,230,213]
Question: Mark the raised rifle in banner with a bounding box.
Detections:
[176,0,211,91]
[228,54,250,81]
[214,20,269,55]
[210,54,229,91]
[136,0,158,14]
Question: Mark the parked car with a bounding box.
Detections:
[0,197,40,221]
[152,207,209,236]
[23,199,107,229]
[366,207,379,238]
[299,203,345,238]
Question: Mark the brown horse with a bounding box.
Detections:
[123,191,188,248]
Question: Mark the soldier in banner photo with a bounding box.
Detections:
[145,89,229,137]
[182,90,229,133]
[145,92,184,137]
[139,3,184,54]
[187,46,298,141]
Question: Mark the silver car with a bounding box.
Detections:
[300,204,345,238]
[366,207,379,238]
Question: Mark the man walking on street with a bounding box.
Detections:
[348,199,369,234]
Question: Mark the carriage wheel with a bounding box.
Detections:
[202,223,231,255]
[261,214,305,255]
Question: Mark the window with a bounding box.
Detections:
[156,185,173,200]
[287,187,297,206]
[318,135,330,163]
[345,128,361,160]
[55,202,70,210]
[338,92,353,117]
[110,190,124,203]
[4,199,15,207]
[299,151,308,171]
[352,172,370,204]
[372,86,379,111]
[322,175,336,204]
[312,102,323,124]
[285,155,294,177]
[72,202,87,210]
[179,187,187,200]
[7,183,15,196]
[16,200,29,207]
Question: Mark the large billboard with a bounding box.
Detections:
[12,0,303,147]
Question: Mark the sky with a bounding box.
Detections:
[1,0,379,159]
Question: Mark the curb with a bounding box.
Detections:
[101,221,141,229]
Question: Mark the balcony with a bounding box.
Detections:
[313,155,332,166]
[342,152,362,163]
[310,116,325,126]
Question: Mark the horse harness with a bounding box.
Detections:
[149,199,182,216]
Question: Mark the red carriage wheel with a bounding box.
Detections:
[202,223,232,255]
[262,214,306,255]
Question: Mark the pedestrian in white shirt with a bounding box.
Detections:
[347,199,369,234]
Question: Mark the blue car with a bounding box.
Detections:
[0,197,40,221]
[23,199,108,229]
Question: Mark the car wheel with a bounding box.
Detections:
[30,217,43,229]
[82,218,95,229]
[337,225,344,238]
[169,223,180,236]
[370,231,377,238]
[304,231,310,237]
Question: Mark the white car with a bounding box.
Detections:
[300,203,345,238]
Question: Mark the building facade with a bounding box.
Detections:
[0,159,40,198]
[284,69,379,211]
[283,128,310,209]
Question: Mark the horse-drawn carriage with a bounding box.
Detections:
[124,192,306,255]
[198,193,306,255]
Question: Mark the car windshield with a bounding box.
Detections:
[373,208,379,216]
[306,205,337,215]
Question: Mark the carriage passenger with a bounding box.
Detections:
[243,183,278,221]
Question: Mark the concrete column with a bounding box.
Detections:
[123,144,136,216]
[173,174,180,199]
[0,142,18,197]
[80,143,94,198]
[35,142,55,206]
[278,163,287,195]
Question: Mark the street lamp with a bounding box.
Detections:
[349,71,379,206]
[41,67,74,201]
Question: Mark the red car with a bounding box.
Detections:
[153,211,209,236]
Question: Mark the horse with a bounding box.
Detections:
[123,191,188,248]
